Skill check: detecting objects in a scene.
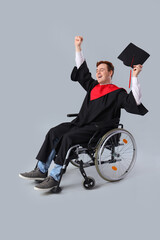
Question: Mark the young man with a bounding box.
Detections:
[19,36,148,191]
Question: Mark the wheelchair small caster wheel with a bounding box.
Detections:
[83,177,95,189]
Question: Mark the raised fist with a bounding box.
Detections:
[75,36,83,48]
[133,64,143,77]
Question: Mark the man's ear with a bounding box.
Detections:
[109,70,113,78]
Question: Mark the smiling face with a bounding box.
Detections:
[96,63,113,85]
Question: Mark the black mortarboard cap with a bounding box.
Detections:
[118,43,150,88]
[118,42,150,67]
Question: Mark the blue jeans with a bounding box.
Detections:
[38,138,62,181]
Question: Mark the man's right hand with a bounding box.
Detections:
[75,36,83,52]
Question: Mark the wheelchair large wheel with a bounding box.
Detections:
[95,128,137,182]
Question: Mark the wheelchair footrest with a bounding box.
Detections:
[50,186,62,194]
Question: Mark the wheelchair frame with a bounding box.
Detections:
[51,114,137,193]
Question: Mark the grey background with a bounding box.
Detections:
[0,0,159,239]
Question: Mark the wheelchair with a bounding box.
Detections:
[51,114,137,193]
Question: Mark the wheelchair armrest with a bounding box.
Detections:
[67,113,78,117]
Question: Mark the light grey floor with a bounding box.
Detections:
[1,150,159,240]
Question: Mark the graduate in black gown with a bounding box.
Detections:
[19,36,148,191]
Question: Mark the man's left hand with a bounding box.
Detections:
[133,64,143,77]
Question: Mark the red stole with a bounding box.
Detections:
[90,84,120,101]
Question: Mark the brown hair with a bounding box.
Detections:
[96,61,114,78]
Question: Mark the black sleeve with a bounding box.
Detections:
[117,89,148,116]
[70,60,98,91]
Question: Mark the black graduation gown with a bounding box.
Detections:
[36,60,148,166]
